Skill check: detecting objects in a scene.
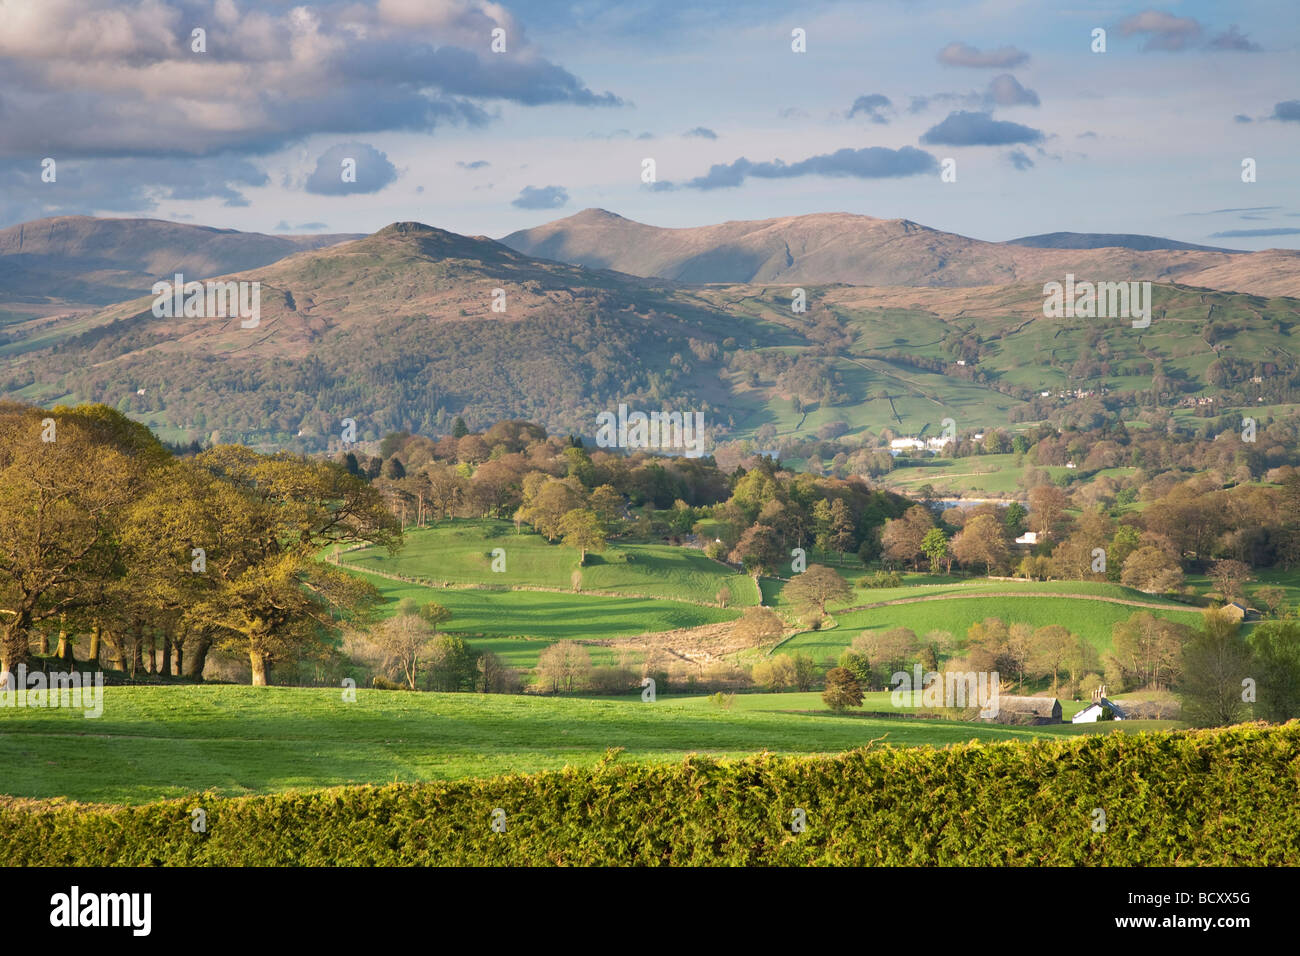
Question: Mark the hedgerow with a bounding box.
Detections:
[4,723,1297,866]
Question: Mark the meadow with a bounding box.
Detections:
[0,686,1176,804]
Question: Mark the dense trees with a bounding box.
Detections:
[0,401,400,683]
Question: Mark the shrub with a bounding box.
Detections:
[822,667,863,712]
[3,725,1296,865]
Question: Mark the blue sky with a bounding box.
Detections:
[1,0,1297,248]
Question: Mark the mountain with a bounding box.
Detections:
[0,222,744,446]
[500,209,1296,297]
[0,216,362,317]
[1005,232,1240,254]
[6,218,1300,454]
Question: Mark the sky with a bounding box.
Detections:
[1,0,1297,248]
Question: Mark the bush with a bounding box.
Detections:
[371,675,404,690]
[858,571,903,589]
[822,667,863,712]
[4,724,1296,865]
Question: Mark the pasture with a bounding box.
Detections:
[0,686,1172,805]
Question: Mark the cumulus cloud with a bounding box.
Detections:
[848,94,893,124]
[683,127,718,139]
[1272,101,1300,122]
[936,41,1029,68]
[0,154,267,224]
[304,143,398,195]
[1207,25,1262,51]
[920,111,1044,146]
[512,185,569,209]
[682,146,938,190]
[1116,10,1203,51]
[985,74,1039,107]
[0,0,621,160]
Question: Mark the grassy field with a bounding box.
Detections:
[0,686,1176,804]
[349,570,739,669]
[339,520,760,606]
[774,594,1204,662]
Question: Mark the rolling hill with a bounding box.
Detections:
[4,215,1300,451]
[0,215,361,319]
[501,208,1295,297]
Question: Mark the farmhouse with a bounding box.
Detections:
[1072,699,1127,723]
[986,695,1061,725]
[1220,602,1251,622]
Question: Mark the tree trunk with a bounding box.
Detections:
[88,625,102,666]
[56,619,71,662]
[161,633,173,677]
[183,634,212,680]
[103,628,125,671]
[1,618,32,674]
[131,632,143,678]
[37,631,50,655]
[249,649,270,686]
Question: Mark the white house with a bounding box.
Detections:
[1015,531,1038,545]
[1072,685,1128,723]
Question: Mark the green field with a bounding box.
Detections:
[340,520,760,606]
[773,592,1204,662]
[0,686,1174,804]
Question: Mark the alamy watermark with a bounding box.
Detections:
[890,665,1000,718]
[1042,274,1151,328]
[595,403,706,458]
[0,664,103,718]
[151,273,261,329]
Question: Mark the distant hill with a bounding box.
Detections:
[1005,232,1240,253]
[6,217,1300,452]
[501,209,1295,297]
[0,215,362,315]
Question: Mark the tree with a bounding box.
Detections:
[751,654,796,691]
[1179,609,1252,727]
[0,404,162,672]
[784,565,852,614]
[826,498,857,552]
[426,633,476,691]
[952,513,1009,575]
[1247,620,1300,722]
[1208,559,1252,603]
[374,603,434,689]
[519,479,586,541]
[880,505,934,570]
[732,606,783,646]
[1028,484,1068,538]
[1110,611,1188,690]
[792,651,817,691]
[1029,625,1075,694]
[559,508,607,563]
[822,667,863,712]
[921,527,950,574]
[1256,585,1288,617]
[536,640,591,693]
[180,446,400,685]
[419,602,452,632]
[729,524,783,575]
[451,417,469,438]
[1120,546,1184,594]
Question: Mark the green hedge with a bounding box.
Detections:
[5,723,1298,865]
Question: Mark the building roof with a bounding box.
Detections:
[997,695,1061,717]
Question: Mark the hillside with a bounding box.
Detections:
[500,209,1293,296]
[0,216,361,318]
[5,217,1300,450]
